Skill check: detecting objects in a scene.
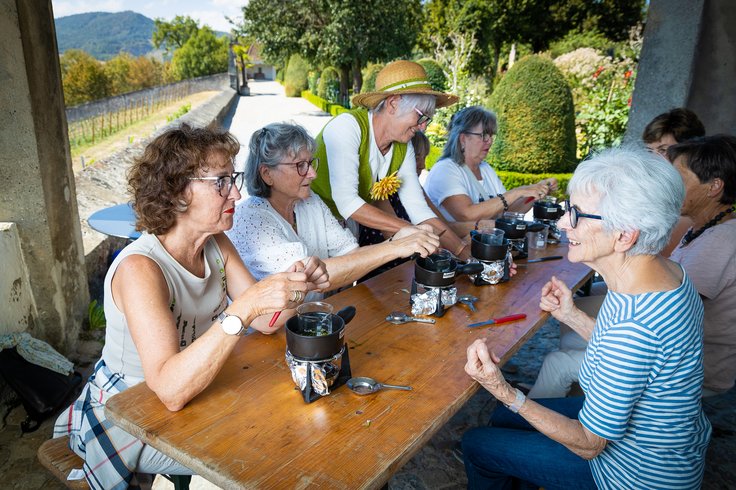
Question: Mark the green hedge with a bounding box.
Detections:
[301,90,351,116]
[361,63,384,93]
[317,67,341,102]
[284,54,309,97]
[417,58,447,92]
[489,55,577,174]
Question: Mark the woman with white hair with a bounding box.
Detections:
[424,106,556,222]
[228,123,439,300]
[310,60,471,258]
[462,148,711,489]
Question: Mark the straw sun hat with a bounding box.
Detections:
[352,60,459,110]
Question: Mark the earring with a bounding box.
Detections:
[461,146,465,152]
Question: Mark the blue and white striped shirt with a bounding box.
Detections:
[579,270,711,489]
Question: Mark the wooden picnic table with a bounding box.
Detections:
[105,244,592,489]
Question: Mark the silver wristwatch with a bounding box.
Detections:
[218,311,245,336]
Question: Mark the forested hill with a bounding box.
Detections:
[55,11,155,60]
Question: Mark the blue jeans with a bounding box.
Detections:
[462,397,597,490]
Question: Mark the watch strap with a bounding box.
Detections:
[218,311,245,336]
[505,388,526,413]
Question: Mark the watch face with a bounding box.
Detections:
[221,314,243,335]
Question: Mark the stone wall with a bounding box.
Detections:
[65,73,230,123]
[78,89,240,300]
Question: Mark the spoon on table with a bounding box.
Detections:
[347,377,413,395]
[386,312,436,325]
[458,294,478,312]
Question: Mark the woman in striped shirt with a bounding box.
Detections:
[461,148,711,489]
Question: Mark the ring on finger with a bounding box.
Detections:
[291,290,298,302]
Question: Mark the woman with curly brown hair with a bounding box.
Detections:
[53,124,328,488]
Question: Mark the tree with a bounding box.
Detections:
[171,27,229,80]
[152,15,200,54]
[241,0,421,102]
[59,49,109,106]
[104,52,134,95]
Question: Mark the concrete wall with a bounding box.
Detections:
[625,0,736,142]
[0,223,39,335]
[65,73,230,123]
[0,0,89,352]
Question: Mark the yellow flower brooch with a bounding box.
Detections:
[370,171,402,200]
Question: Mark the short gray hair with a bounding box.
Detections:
[441,106,497,165]
[568,147,685,256]
[373,94,436,118]
[245,123,316,197]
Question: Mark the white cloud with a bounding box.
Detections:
[53,0,124,18]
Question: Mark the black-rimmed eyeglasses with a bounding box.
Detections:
[414,107,432,126]
[189,172,244,198]
[276,157,319,176]
[463,131,493,143]
[564,199,603,228]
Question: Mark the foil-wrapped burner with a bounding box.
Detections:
[411,285,457,316]
[285,347,343,396]
[468,257,506,285]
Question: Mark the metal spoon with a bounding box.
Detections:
[346,377,413,395]
[458,294,478,312]
[385,312,436,325]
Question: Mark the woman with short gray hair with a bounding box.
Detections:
[228,122,440,299]
[462,147,710,489]
[424,106,556,223]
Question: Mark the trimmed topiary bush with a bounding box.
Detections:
[317,67,341,103]
[488,55,577,174]
[417,58,447,92]
[284,54,309,97]
[361,63,384,93]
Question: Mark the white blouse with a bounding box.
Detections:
[227,192,358,282]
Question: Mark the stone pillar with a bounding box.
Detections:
[0,0,88,352]
[625,0,736,142]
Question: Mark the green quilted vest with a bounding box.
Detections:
[311,108,407,219]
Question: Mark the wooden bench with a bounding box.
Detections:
[38,436,192,489]
[37,437,89,489]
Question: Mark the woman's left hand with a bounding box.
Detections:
[465,339,515,405]
[298,256,331,292]
[508,259,518,278]
[538,178,559,193]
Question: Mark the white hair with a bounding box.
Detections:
[568,147,685,256]
[373,94,436,117]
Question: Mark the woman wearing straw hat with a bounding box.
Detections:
[311,60,470,258]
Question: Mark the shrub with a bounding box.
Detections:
[317,67,341,103]
[361,63,384,93]
[548,29,616,59]
[307,70,319,93]
[276,67,285,83]
[488,55,577,174]
[417,58,447,92]
[283,54,309,97]
[301,90,350,116]
[496,170,572,200]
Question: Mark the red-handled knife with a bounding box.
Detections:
[467,313,527,328]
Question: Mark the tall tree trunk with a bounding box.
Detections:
[352,58,363,95]
[239,56,248,87]
[339,65,350,107]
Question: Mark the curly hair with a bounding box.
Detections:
[128,123,240,235]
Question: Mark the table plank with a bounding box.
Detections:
[106,244,592,489]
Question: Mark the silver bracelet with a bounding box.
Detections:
[505,388,526,413]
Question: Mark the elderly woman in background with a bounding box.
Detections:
[228,123,439,297]
[311,60,471,259]
[668,135,736,396]
[54,124,323,488]
[423,106,556,224]
[462,148,710,489]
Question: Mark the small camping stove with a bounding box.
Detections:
[284,346,352,404]
[410,280,457,318]
[533,198,565,244]
[469,232,511,286]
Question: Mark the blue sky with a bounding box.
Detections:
[52,0,245,32]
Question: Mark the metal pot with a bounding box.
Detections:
[285,306,356,361]
[533,201,565,221]
[415,252,484,287]
[470,232,508,261]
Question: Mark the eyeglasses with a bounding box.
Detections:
[563,199,603,228]
[276,157,319,176]
[189,172,244,198]
[414,107,432,126]
[464,131,494,143]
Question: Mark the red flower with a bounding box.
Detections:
[593,66,605,79]
[627,96,632,107]
[624,70,633,79]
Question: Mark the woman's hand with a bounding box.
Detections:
[299,256,331,292]
[539,275,576,322]
[465,339,516,405]
[538,177,559,193]
[235,265,308,318]
[517,181,551,201]
[390,224,440,258]
[508,259,518,278]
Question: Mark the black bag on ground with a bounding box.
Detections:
[0,347,83,433]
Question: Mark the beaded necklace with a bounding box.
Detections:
[681,208,733,246]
